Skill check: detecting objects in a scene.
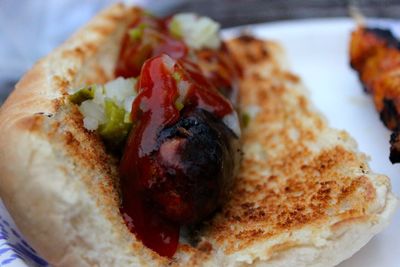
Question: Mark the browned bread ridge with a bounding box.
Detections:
[173,36,397,266]
[0,4,170,266]
[0,4,397,267]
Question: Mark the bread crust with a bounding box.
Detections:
[0,4,168,267]
[181,36,398,267]
[0,5,397,267]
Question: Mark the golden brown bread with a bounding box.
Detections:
[168,36,397,266]
[0,4,168,266]
[0,4,397,267]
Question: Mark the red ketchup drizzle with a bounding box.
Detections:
[119,54,233,257]
[115,16,187,78]
[178,59,233,117]
[117,12,236,258]
[120,56,181,257]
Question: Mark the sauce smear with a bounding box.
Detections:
[117,11,239,258]
[120,56,181,257]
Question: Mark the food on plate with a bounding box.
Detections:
[350,26,400,162]
[117,53,240,256]
[0,4,397,267]
[66,5,242,258]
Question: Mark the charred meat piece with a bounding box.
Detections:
[390,131,400,163]
[350,26,400,163]
[146,108,239,224]
[119,54,240,256]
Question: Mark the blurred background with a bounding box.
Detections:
[0,0,399,103]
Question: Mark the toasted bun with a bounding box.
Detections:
[175,36,398,266]
[0,4,168,267]
[0,4,397,267]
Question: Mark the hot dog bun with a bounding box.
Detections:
[0,4,166,266]
[0,4,397,267]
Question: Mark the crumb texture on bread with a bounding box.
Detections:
[0,6,397,267]
[0,4,169,267]
[173,36,397,266]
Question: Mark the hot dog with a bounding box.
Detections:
[0,4,396,267]
[66,6,241,257]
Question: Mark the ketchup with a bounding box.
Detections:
[115,15,187,78]
[116,11,238,258]
[114,12,238,102]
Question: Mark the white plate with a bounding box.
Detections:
[1,18,399,267]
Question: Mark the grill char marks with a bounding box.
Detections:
[365,28,400,49]
[380,98,400,130]
[390,131,400,163]
[350,26,400,163]
[149,108,240,224]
